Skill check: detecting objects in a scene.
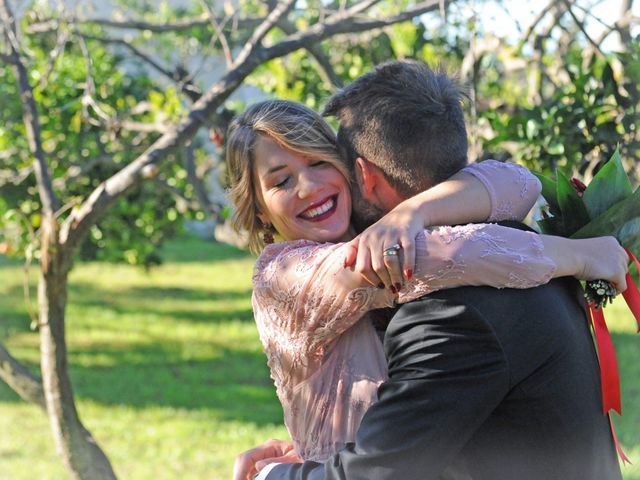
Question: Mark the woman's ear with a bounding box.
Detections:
[257,212,269,225]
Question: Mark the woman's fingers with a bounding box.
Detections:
[343,238,359,269]
[359,246,389,289]
[400,235,415,281]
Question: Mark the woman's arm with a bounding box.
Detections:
[253,233,627,357]
[346,160,541,290]
[396,227,628,304]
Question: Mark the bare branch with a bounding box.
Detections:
[0,51,15,63]
[60,0,455,257]
[25,13,265,35]
[0,164,33,188]
[0,0,60,214]
[37,27,68,90]
[76,31,203,103]
[184,142,220,218]
[52,154,116,190]
[198,0,234,65]
[232,0,297,67]
[563,0,605,57]
[518,0,556,47]
[0,343,45,410]
[276,18,343,88]
[151,176,199,213]
[262,0,453,61]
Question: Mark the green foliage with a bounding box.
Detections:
[0,18,195,265]
[582,149,634,219]
[536,148,640,291]
[479,42,640,177]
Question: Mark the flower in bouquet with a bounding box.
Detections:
[534,147,640,309]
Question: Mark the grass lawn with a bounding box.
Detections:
[0,235,638,479]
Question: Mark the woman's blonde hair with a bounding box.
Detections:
[226,100,349,253]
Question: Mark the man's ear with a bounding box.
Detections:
[355,157,377,197]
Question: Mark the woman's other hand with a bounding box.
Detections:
[233,439,301,480]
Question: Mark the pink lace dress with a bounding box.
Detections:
[251,160,554,461]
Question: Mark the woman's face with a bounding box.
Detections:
[254,136,352,243]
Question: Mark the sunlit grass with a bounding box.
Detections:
[0,237,287,480]
[0,236,638,479]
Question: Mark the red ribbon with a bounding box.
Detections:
[584,248,640,464]
[622,249,640,333]
[609,415,631,465]
[586,303,621,415]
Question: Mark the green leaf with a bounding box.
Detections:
[571,186,640,240]
[582,147,633,219]
[556,170,591,235]
[537,217,564,235]
[533,172,561,217]
[618,218,640,253]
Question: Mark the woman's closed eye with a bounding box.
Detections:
[310,160,328,167]
[272,176,291,189]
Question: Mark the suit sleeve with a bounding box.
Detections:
[263,295,511,480]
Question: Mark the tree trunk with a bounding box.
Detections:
[0,343,46,409]
[39,216,117,480]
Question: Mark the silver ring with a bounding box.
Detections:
[383,244,402,257]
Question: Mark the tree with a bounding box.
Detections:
[0,0,455,478]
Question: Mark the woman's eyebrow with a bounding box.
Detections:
[265,164,287,175]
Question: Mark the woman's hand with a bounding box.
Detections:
[344,203,423,292]
[233,439,302,480]
[574,237,629,292]
[541,235,629,292]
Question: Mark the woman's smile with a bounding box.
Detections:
[298,195,338,221]
[254,136,352,243]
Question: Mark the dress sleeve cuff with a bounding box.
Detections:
[461,162,499,221]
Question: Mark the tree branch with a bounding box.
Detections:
[25,13,265,35]
[0,164,33,188]
[76,31,203,103]
[276,17,343,88]
[232,0,297,68]
[563,0,605,57]
[60,0,455,258]
[0,0,60,215]
[261,0,452,61]
[518,0,557,48]
[0,343,45,410]
[184,142,220,219]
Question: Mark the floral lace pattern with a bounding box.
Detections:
[251,161,553,462]
[465,160,541,222]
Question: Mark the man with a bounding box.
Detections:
[239,60,622,480]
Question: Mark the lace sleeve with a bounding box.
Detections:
[463,160,541,222]
[397,223,557,303]
[252,240,397,358]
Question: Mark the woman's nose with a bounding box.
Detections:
[297,170,322,198]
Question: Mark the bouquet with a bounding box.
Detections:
[534,147,640,461]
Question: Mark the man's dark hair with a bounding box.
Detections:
[323,60,469,197]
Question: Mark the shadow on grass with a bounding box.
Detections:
[3,282,255,325]
[158,237,254,264]
[0,343,283,426]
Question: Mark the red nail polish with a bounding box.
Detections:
[390,285,397,294]
[378,282,385,289]
[343,258,347,269]
[406,269,413,280]
[395,283,401,291]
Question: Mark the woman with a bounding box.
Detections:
[226,100,628,474]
